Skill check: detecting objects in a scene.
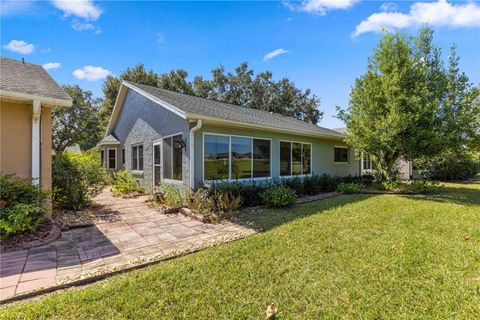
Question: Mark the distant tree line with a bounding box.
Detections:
[53,63,322,152]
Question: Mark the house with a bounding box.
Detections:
[0,57,72,189]
[100,81,364,191]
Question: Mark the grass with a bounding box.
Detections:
[2,182,480,319]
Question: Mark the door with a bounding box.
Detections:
[153,141,162,186]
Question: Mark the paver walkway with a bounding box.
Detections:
[0,190,253,301]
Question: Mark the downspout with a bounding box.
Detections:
[31,99,41,186]
[189,119,203,190]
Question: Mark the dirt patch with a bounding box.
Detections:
[0,219,61,251]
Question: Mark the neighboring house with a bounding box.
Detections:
[99,81,362,192]
[0,57,72,189]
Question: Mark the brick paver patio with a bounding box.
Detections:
[0,190,253,301]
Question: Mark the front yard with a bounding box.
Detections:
[2,182,479,319]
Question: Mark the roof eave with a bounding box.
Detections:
[0,89,72,107]
[186,113,345,141]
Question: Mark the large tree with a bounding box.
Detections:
[101,62,323,127]
[338,26,478,180]
[53,85,102,152]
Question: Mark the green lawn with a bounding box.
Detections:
[2,183,480,319]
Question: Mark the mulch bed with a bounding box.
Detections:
[0,219,61,252]
[53,204,121,230]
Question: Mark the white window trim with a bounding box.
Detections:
[107,148,117,170]
[131,143,144,172]
[160,132,184,183]
[361,153,376,173]
[279,140,313,178]
[152,140,162,186]
[334,145,350,164]
[202,132,273,183]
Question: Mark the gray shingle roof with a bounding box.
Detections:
[97,134,120,146]
[127,81,344,139]
[0,57,72,104]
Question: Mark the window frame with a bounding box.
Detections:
[100,149,105,167]
[121,148,125,167]
[160,132,184,183]
[279,140,313,178]
[202,132,272,183]
[107,148,117,170]
[131,143,144,172]
[361,153,376,173]
[334,145,350,164]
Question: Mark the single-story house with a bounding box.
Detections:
[99,81,367,192]
[0,57,72,189]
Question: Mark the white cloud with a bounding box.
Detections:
[0,0,35,16]
[73,65,110,81]
[72,20,101,34]
[51,0,102,20]
[286,0,359,15]
[263,48,289,62]
[354,0,480,36]
[380,2,398,12]
[2,40,35,54]
[42,62,61,71]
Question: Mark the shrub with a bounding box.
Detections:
[283,177,305,196]
[303,175,323,195]
[212,182,267,207]
[261,185,297,208]
[0,174,47,237]
[52,150,107,210]
[416,152,480,180]
[111,170,144,196]
[0,204,47,237]
[376,179,436,193]
[205,190,242,221]
[153,184,186,207]
[337,182,364,194]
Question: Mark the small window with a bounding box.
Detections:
[108,149,116,170]
[204,134,229,180]
[131,144,144,171]
[280,141,311,176]
[121,148,125,166]
[100,149,105,166]
[334,147,349,163]
[362,153,376,171]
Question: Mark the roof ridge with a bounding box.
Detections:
[125,81,341,135]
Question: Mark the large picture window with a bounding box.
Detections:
[132,144,143,171]
[162,134,183,181]
[334,146,349,163]
[204,134,271,181]
[280,141,312,176]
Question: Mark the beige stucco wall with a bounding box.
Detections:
[0,99,52,190]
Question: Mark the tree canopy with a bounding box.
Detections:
[100,62,322,127]
[53,85,102,152]
[338,26,479,180]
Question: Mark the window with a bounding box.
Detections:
[121,148,125,166]
[280,141,312,176]
[100,149,105,167]
[204,134,271,181]
[334,147,349,163]
[153,143,161,185]
[204,135,229,180]
[131,144,143,171]
[107,149,116,170]
[362,153,376,171]
[162,134,183,181]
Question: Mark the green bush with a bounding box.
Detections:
[416,152,480,180]
[376,179,436,193]
[283,177,305,196]
[212,182,267,207]
[205,190,242,221]
[261,185,297,208]
[337,182,364,194]
[154,184,186,207]
[111,170,144,196]
[0,174,47,237]
[52,150,107,210]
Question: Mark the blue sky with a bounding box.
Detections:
[1,0,479,128]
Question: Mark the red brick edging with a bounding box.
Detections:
[19,220,62,250]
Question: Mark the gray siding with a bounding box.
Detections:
[193,124,360,188]
[112,89,190,192]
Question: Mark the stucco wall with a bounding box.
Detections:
[111,89,190,192]
[0,99,52,189]
[193,124,360,188]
